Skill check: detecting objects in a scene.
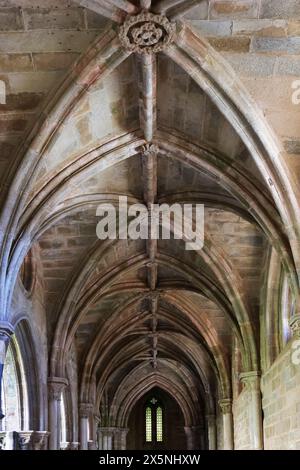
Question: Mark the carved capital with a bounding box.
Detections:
[32,431,49,450]
[60,441,70,450]
[119,12,176,54]
[240,371,261,391]
[69,441,79,450]
[219,398,232,414]
[290,314,300,338]
[14,431,34,450]
[48,377,68,401]
[0,431,7,450]
[79,403,94,418]
[0,322,14,363]
[142,143,159,157]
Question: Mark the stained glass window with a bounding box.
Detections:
[145,406,152,442]
[156,406,163,442]
[145,397,163,444]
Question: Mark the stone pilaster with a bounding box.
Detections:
[240,371,263,450]
[219,398,234,450]
[48,377,68,450]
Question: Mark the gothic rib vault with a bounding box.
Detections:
[0,0,300,451]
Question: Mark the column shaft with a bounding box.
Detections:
[79,403,94,450]
[240,371,263,450]
[206,414,217,450]
[48,377,68,450]
[219,399,234,450]
[80,416,88,450]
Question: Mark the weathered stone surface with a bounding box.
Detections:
[0,92,43,111]
[6,71,64,93]
[260,0,300,19]
[0,30,99,53]
[32,52,79,71]
[225,53,276,77]
[189,19,232,37]
[85,9,111,29]
[210,0,259,19]
[0,53,32,71]
[209,36,250,52]
[276,57,300,76]
[288,21,300,36]
[284,140,300,155]
[251,37,300,54]
[0,7,23,31]
[183,1,209,20]
[232,19,287,37]
[22,8,85,30]
[0,116,27,133]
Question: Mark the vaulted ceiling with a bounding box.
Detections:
[1,0,300,424]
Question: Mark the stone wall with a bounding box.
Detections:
[262,340,300,450]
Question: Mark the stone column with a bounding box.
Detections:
[0,322,14,424]
[48,377,68,450]
[219,399,234,450]
[98,427,115,450]
[114,427,129,450]
[79,403,94,450]
[240,371,263,450]
[87,412,99,449]
[206,414,217,450]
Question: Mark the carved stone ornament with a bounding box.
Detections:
[69,442,79,450]
[0,432,7,450]
[14,431,33,450]
[79,403,94,418]
[48,377,68,401]
[290,314,300,338]
[119,12,176,54]
[32,431,49,450]
[142,143,159,156]
[240,371,261,391]
[219,398,232,415]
